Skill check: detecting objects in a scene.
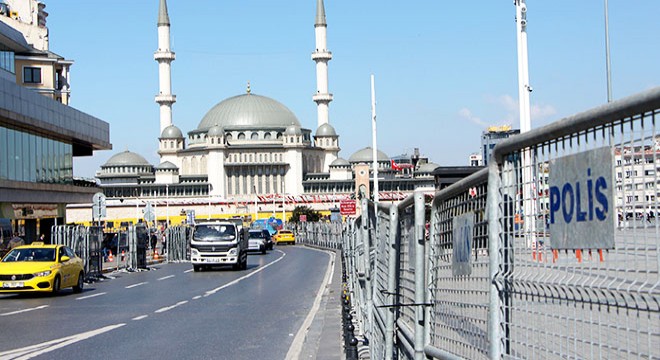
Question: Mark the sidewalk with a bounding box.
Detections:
[298,248,344,360]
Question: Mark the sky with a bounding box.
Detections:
[42,1,660,178]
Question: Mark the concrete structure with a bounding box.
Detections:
[0,17,111,241]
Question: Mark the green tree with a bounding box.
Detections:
[290,205,321,223]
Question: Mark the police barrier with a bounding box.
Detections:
[329,86,660,360]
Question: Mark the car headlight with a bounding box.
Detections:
[34,270,52,277]
[228,248,237,256]
[191,248,199,255]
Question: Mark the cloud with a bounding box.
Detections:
[488,94,557,123]
[458,108,488,127]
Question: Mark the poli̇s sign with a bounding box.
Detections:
[452,212,473,276]
[548,147,615,249]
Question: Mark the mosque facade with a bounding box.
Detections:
[74,0,438,224]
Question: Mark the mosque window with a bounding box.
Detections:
[264,133,271,140]
[238,132,246,140]
[276,132,282,140]
[226,133,233,141]
[251,132,258,140]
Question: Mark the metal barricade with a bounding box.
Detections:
[487,87,660,359]
[165,225,190,262]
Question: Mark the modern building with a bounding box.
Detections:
[0,9,111,242]
[481,125,520,165]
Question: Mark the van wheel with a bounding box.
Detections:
[193,265,202,272]
[73,272,84,293]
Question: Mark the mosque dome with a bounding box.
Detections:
[197,93,301,131]
[316,123,337,137]
[285,123,302,135]
[207,124,225,137]
[103,150,151,167]
[330,158,350,167]
[417,162,439,173]
[160,125,183,139]
[348,147,389,163]
[156,161,178,170]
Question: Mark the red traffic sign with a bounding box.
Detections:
[340,200,356,215]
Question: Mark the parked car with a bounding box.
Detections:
[273,230,295,245]
[0,242,85,294]
[247,230,267,254]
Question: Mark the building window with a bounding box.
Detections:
[23,67,42,84]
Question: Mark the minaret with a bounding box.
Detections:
[312,0,333,129]
[154,0,176,134]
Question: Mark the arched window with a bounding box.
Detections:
[276,132,283,140]
[226,133,233,141]
[251,132,259,140]
[238,132,246,140]
[264,132,271,140]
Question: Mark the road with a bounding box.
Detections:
[0,246,332,360]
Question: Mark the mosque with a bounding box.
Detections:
[68,0,438,224]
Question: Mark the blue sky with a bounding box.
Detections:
[43,1,660,178]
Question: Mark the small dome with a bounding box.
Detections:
[316,123,337,137]
[103,150,151,167]
[207,124,225,137]
[348,147,389,163]
[160,125,183,139]
[330,158,350,167]
[417,162,439,173]
[285,124,302,135]
[156,161,178,170]
[198,93,301,131]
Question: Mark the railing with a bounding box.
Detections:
[333,86,660,359]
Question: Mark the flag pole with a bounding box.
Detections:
[371,74,379,204]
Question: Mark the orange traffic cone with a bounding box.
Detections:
[121,250,125,262]
[108,250,114,262]
[153,248,159,260]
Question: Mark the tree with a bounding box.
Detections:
[290,205,321,223]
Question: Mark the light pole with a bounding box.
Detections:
[604,0,613,102]
[515,0,537,247]
[165,184,169,227]
[208,184,212,220]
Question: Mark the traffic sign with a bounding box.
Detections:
[144,201,155,223]
[92,192,106,219]
[340,200,356,215]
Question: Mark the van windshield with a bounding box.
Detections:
[193,225,236,241]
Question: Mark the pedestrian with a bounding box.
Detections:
[8,232,24,249]
[38,233,45,243]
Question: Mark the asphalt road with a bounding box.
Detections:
[0,246,332,360]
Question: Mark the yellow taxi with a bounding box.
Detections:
[0,242,85,294]
[273,230,296,245]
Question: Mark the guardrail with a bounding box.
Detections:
[333,86,660,359]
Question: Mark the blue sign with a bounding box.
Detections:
[548,147,614,249]
[452,212,473,276]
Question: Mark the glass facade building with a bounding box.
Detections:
[0,125,73,184]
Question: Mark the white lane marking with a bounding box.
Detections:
[203,250,286,297]
[154,300,188,314]
[0,323,125,359]
[192,295,201,300]
[76,292,106,300]
[0,305,49,317]
[157,275,175,281]
[125,282,148,289]
[286,250,336,360]
[132,315,148,321]
[183,269,193,273]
